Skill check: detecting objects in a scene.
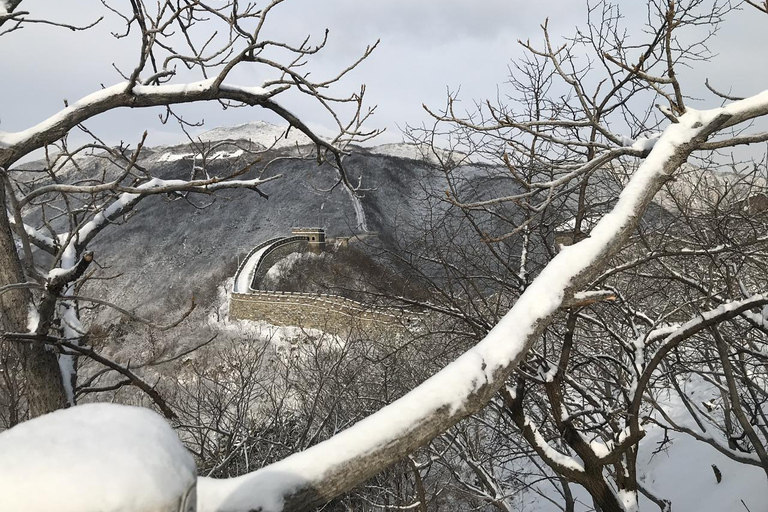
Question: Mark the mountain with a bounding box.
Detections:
[14,121,674,332]
[15,121,684,321]
[44,125,451,318]
[189,120,313,152]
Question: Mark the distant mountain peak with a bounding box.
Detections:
[189,121,467,164]
[367,142,468,165]
[195,121,313,150]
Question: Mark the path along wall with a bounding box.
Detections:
[250,237,308,290]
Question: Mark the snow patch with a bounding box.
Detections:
[617,490,638,512]
[636,374,768,511]
[26,304,39,333]
[264,251,320,282]
[619,132,661,152]
[157,149,245,162]
[537,362,558,383]
[157,152,193,162]
[345,183,369,232]
[525,418,585,472]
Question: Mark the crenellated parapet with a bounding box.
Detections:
[250,236,310,290]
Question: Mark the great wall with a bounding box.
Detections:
[229,228,415,332]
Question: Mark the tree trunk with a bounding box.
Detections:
[0,182,67,417]
[580,476,625,512]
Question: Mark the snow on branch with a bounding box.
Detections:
[7,219,57,254]
[194,90,768,512]
[628,294,768,422]
[522,417,585,473]
[0,80,286,166]
[0,78,369,210]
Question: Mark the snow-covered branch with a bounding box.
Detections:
[0,80,282,165]
[630,295,768,419]
[195,89,768,512]
[0,0,381,421]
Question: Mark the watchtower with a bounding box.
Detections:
[291,227,326,252]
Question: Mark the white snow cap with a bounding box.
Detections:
[196,120,312,150]
[0,403,197,512]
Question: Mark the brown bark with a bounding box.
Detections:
[0,182,68,418]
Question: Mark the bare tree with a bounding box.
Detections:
[0,0,378,418]
[374,2,768,510]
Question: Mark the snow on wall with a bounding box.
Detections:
[233,244,273,293]
[0,403,197,512]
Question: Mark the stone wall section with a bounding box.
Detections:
[230,229,418,332]
[232,236,286,293]
[230,291,414,333]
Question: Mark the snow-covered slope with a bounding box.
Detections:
[367,142,467,165]
[150,121,468,166]
[654,164,768,213]
[194,120,313,150]
[54,139,441,318]
[155,148,245,162]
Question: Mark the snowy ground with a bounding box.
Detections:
[635,379,767,512]
[3,282,766,512]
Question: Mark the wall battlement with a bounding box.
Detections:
[250,236,309,289]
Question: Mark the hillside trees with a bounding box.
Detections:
[390,1,768,510]
[0,0,378,420]
[3,1,768,512]
[185,2,768,511]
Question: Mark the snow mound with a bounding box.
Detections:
[0,403,197,512]
[157,151,193,162]
[195,121,313,150]
[634,376,768,511]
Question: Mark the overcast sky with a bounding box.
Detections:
[1,0,766,150]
